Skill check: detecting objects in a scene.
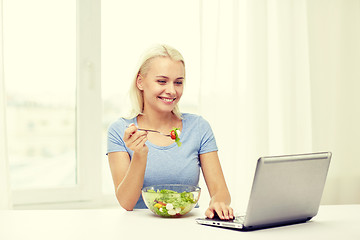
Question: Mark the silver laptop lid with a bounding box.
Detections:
[244,152,331,228]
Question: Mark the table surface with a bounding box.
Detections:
[1,205,359,240]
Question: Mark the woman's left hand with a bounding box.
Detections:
[205,201,234,220]
[200,151,233,220]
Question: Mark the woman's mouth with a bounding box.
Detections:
[158,96,176,104]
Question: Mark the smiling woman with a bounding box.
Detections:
[106,44,233,219]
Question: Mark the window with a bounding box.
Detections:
[4,0,101,206]
[4,0,199,207]
[4,0,76,190]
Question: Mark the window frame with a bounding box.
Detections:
[11,0,103,207]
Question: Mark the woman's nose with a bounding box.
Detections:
[165,83,176,94]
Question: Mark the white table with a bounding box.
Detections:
[0,205,359,240]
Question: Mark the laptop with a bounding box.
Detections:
[195,152,332,231]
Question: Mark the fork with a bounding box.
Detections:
[137,128,171,137]
[126,125,171,137]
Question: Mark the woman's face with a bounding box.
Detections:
[137,57,185,114]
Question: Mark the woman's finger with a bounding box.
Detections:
[221,205,234,219]
[132,134,148,149]
[124,124,137,141]
[228,207,234,219]
[214,203,226,219]
[206,202,234,220]
[205,208,214,218]
[138,134,148,147]
[207,202,223,219]
[125,130,147,148]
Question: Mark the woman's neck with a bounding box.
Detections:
[138,109,180,131]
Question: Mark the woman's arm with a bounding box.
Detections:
[200,151,234,219]
[108,124,148,211]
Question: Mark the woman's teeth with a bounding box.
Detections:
[159,97,175,102]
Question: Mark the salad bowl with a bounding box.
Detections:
[142,184,201,217]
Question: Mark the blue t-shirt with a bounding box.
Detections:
[107,113,218,209]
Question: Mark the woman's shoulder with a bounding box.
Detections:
[182,113,208,122]
[182,113,211,128]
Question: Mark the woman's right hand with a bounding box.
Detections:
[123,123,148,155]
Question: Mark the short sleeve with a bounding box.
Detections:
[198,116,218,154]
[107,119,129,155]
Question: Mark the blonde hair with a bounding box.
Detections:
[127,44,185,119]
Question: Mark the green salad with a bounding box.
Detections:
[144,189,197,217]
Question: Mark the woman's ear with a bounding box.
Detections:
[136,74,144,91]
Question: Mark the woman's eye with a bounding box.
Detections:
[157,80,166,84]
[175,81,183,85]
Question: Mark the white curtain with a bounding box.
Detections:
[0,0,12,210]
[306,0,360,204]
[199,0,360,210]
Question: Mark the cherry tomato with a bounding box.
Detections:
[157,201,166,206]
[170,130,176,140]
